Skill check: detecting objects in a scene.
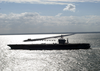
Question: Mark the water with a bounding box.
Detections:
[0,33,100,71]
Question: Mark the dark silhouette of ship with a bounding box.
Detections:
[8,34,90,50]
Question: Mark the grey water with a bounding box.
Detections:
[0,33,100,71]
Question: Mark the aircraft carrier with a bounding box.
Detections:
[8,43,90,50]
[8,34,90,50]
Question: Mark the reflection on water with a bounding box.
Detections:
[1,49,100,71]
[0,33,100,71]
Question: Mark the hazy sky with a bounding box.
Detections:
[0,0,100,34]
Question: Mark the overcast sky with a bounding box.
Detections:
[0,0,100,34]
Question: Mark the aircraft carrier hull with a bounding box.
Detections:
[8,43,90,50]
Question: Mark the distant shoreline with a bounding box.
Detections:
[0,32,100,35]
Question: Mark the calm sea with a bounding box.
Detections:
[0,33,100,71]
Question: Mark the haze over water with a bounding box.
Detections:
[0,33,100,71]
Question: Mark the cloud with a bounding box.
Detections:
[55,13,62,17]
[0,12,100,33]
[63,4,76,12]
[0,0,68,5]
[0,0,100,5]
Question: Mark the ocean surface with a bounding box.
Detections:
[0,33,100,71]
